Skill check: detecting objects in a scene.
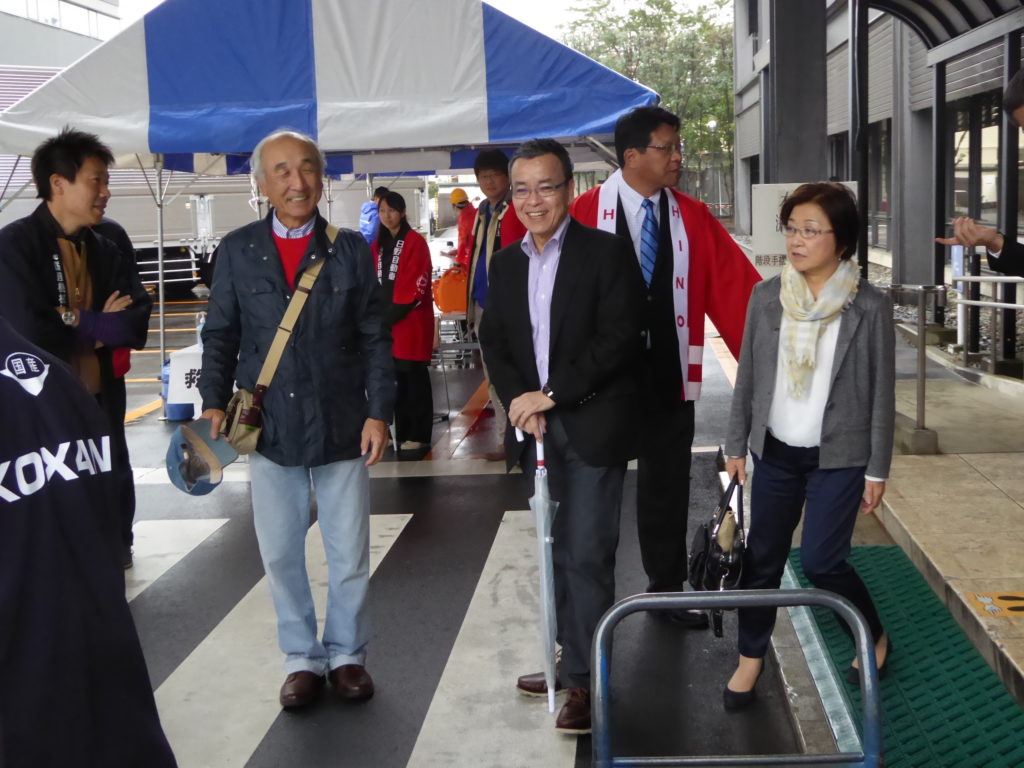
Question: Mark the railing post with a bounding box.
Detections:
[916,288,927,429]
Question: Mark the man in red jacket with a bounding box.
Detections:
[466,149,528,460]
[570,106,760,626]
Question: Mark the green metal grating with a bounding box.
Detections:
[789,545,1024,768]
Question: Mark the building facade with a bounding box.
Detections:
[733,0,1023,286]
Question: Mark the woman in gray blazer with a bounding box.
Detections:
[722,183,895,710]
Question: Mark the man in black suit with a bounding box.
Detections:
[479,139,643,735]
[936,68,1024,275]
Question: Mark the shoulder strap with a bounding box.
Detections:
[255,225,340,390]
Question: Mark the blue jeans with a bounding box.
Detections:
[249,452,370,675]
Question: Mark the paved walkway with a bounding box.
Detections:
[880,348,1024,706]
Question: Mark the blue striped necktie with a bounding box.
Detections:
[640,198,658,287]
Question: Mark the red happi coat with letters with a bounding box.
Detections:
[570,183,758,401]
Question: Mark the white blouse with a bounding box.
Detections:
[766,314,840,448]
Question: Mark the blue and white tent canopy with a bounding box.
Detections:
[0,0,657,171]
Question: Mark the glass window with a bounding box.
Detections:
[867,120,891,249]
[951,111,970,218]
[828,133,848,181]
[0,0,28,16]
[34,0,58,25]
[979,124,1000,226]
[58,0,88,34]
[1018,128,1024,242]
[96,12,118,39]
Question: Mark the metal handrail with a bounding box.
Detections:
[886,284,946,429]
[950,275,1024,370]
[592,589,882,768]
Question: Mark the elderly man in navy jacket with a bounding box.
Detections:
[199,130,394,709]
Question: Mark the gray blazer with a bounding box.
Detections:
[725,275,895,479]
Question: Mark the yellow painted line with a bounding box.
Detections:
[967,592,1024,617]
[124,398,164,423]
[166,300,207,306]
[125,377,160,383]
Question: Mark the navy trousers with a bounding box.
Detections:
[636,399,695,592]
[738,432,884,659]
[523,413,625,690]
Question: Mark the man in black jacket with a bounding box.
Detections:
[0,129,152,568]
[199,130,394,709]
[0,317,176,768]
[936,68,1024,275]
[480,139,643,735]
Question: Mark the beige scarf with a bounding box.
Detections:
[778,259,860,398]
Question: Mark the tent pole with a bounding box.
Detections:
[325,174,334,223]
[0,155,20,203]
[156,154,167,383]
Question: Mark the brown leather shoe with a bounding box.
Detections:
[329,664,374,701]
[555,687,591,734]
[516,670,564,697]
[279,671,325,709]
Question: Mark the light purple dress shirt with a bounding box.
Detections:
[523,215,571,389]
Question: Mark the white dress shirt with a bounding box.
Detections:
[616,181,662,261]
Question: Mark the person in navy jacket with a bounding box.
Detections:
[0,316,176,768]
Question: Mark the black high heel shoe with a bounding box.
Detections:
[846,635,893,685]
[723,663,764,711]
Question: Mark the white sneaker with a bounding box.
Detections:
[399,440,426,450]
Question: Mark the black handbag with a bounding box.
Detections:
[687,475,746,637]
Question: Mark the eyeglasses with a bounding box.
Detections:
[646,143,683,155]
[511,179,570,200]
[782,225,834,240]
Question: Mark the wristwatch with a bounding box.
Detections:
[61,309,76,326]
[541,384,556,403]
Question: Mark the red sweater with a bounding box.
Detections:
[272,231,313,290]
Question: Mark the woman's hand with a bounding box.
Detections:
[726,455,747,485]
[861,479,885,514]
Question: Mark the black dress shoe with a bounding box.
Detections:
[723,664,764,712]
[329,664,375,701]
[555,688,591,734]
[279,671,325,708]
[659,608,710,629]
[846,635,893,685]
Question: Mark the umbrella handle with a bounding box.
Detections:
[514,427,545,468]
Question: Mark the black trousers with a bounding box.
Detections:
[393,358,433,444]
[523,414,625,690]
[737,432,884,658]
[96,377,135,548]
[636,399,695,592]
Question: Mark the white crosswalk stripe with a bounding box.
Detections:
[126,519,229,602]
[407,510,577,768]
[154,514,412,768]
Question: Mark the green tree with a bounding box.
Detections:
[562,0,734,205]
